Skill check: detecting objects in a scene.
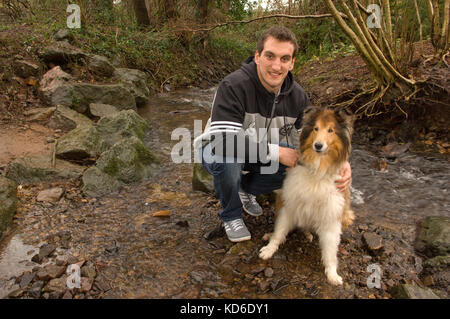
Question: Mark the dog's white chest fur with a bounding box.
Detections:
[281,165,345,232]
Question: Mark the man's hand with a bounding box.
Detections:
[279,147,299,169]
[335,161,352,192]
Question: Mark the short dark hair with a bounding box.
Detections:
[257,26,299,58]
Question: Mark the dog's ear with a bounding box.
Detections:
[335,107,355,135]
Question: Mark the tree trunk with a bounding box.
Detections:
[163,0,177,20]
[133,0,150,26]
[197,0,210,24]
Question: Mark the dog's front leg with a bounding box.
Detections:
[318,226,343,285]
[259,209,292,260]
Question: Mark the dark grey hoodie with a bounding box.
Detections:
[193,56,309,163]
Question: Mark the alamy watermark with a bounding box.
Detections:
[171,120,281,174]
[366,263,382,289]
[367,4,382,29]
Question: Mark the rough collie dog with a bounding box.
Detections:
[259,106,355,285]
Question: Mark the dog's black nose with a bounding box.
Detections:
[314,142,323,150]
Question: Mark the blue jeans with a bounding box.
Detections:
[201,143,290,222]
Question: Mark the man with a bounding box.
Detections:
[194,26,351,242]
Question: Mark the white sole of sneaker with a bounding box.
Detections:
[228,235,251,242]
[242,206,262,217]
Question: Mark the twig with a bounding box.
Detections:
[52,139,58,168]
[174,13,348,34]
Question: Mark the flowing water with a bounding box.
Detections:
[0,87,448,299]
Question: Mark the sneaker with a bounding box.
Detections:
[238,189,263,217]
[223,218,251,242]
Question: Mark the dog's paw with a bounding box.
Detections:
[262,232,272,241]
[259,245,276,260]
[326,273,343,286]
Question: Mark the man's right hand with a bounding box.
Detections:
[278,146,299,169]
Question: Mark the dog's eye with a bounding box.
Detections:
[314,127,318,131]
[328,128,333,133]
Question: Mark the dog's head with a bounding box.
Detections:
[299,106,354,170]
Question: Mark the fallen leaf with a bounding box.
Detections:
[152,210,171,217]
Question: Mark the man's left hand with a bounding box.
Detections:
[335,161,352,193]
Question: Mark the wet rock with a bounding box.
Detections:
[192,163,214,194]
[8,288,25,298]
[362,232,383,254]
[81,265,97,280]
[203,224,224,240]
[13,59,40,78]
[5,154,85,184]
[113,68,150,107]
[43,275,67,293]
[88,55,115,78]
[80,277,93,293]
[29,281,44,298]
[19,272,36,288]
[37,187,64,202]
[227,241,256,256]
[390,283,440,299]
[89,103,119,118]
[56,125,108,161]
[62,290,73,299]
[96,110,150,147]
[415,216,450,258]
[0,177,17,237]
[48,105,92,131]
[36,265,66,281]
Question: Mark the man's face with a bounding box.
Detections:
[254,36,295,94]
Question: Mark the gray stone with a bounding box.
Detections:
[96,110,150,147]
[192,163,214,194]
[38,42,87,65]
[81,166,122,197]
[56,125,108,161]
[54,29,74,42]
[113,68,149,106]
[24,107,56,122]
[0,177,17,237]
[415,216,450,258]
[362,232,383,253]
[89,103,119,118]
[5,154,85,184]
[88,55,115,77]
[48,105,92,131]
[390,283,440,299]
[37,188,64,202]
[39,67,136,113]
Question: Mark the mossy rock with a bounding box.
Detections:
[95,136,158,184]
[390,283,440,299]
[81,166,122,197]
[56,125,108,161]
[5,154,85,184]
[192,163,214,194]
[96,110,150,148]
[415,216,450,258]
[0,177,17,237]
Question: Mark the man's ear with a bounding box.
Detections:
[289,57,295,70]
